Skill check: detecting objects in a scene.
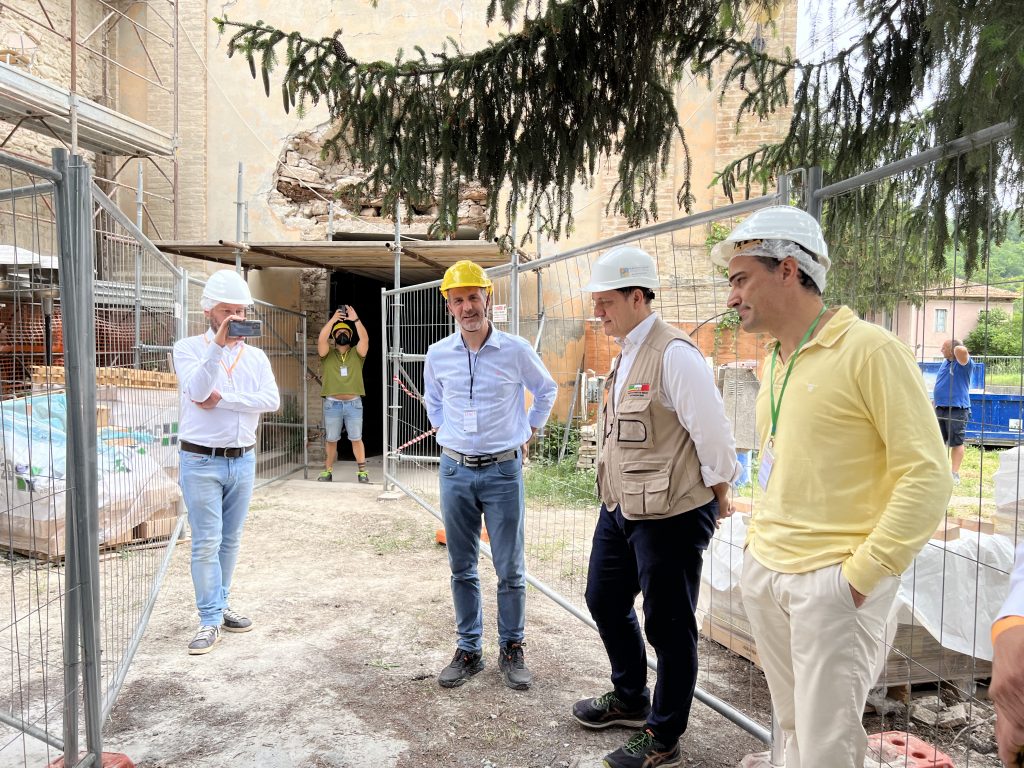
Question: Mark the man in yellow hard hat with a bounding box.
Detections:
[424,260,557,691]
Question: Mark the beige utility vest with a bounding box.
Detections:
[597,318,714,520]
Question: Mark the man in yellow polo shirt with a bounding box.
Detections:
[711,206,952,768]
[991,543,1024,767]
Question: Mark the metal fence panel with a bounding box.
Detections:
[2,151,309,768]
[385,133,1024,763]
[383,195,784,749]
[0,153,71,766]
[811,128,1022,767]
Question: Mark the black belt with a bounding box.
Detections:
[180,441,254,458]
[442,447,519,468]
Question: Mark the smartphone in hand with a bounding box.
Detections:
[227,319,263,337]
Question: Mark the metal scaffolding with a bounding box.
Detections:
[0,0,179,237]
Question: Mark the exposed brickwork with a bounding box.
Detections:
[582,319,769,379]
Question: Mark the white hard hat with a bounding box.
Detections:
[201,269,253,308]
[583,245,660,292]
[710,206,830,270]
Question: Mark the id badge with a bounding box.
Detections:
[463,408,479,433]
[758,440,775,491]
[339,366,349,377]
[221,377,235,392]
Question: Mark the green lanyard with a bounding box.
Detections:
[769,306,828,439]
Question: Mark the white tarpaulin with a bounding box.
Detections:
[701,514,1015,661]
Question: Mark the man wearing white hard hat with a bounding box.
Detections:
[173,269,280,655]
[712,206,952,768]
[571,245,741,768]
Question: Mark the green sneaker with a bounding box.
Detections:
[357,470,370,484]
[317,470,333,482]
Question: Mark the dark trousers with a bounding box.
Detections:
[585,500,718,745]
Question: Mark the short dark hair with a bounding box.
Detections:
[753,256,821,296]
[615,286,656,304]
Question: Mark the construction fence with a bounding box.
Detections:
[0,149,307,767]
[383,124,1023,766]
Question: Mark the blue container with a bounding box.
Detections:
[965,393,1024,446]
[735,451,752,487]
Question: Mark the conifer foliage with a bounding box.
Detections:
[214,1,761,240]
[217,0,1024,272]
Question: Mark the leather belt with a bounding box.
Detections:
[442,447,519,468]
[180,441,254,458]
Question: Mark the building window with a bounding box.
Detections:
[935,308,947,333]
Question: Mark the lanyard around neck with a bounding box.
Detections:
[203,333,246,377]
[769,306,827,438]
[465,325,493,403]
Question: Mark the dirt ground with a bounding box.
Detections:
[100,469,1005,768]
[103,470,767,768]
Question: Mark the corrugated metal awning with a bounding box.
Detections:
[153,239,507,283]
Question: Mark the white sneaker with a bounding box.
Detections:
[952,472,961,485]
[738,752,775,768]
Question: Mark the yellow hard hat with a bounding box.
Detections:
[331,321,352,337]
[440,260,493,298]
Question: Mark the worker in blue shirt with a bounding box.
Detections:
[424,260,558,691]
[933,338,973,484]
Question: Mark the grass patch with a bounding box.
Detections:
[367,519,430,555]
[523,461,597,505]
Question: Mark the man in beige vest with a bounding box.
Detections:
[572,246,740,768]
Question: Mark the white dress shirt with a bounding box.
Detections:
[613,312,740,487]
[998,542,1024,620]
[173,329,280,448]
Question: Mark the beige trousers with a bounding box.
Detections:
[741,549,900,768]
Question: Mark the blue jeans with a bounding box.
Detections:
[585,500,718,745]
[323,397,363,442]
[178,450,256,627]
[439,451,525,652]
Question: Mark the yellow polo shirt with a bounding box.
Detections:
[748,306,953,595]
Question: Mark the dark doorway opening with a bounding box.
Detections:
[327,271,387,458]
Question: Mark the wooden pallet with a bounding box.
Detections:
[30,365,178,390]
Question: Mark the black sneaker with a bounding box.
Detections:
[187,625,220,655]
[222,607,253,633]
[498,641,533,690]
[573,690,651,729]
[603,728,681,768]
[438,648,484,688]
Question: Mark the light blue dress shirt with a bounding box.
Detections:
[424,325,557,455]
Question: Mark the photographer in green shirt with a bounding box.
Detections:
[317,306,370,483]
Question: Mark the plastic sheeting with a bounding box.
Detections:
[701,513,1015,662]
[1,390,180,555]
